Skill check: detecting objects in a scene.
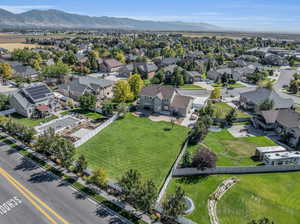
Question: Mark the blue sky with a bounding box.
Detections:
[1,0,300,33]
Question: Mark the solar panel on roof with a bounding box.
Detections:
[25,85,52,101]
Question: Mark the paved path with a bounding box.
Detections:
[208,178,239,224]
[0,137,130,224]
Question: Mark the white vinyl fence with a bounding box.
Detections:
[0,108,16,115]
[74,114,118,147]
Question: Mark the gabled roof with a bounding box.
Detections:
[240,88,294,109]
[260,109,300,128]
[139,85,176,100]
[170,95,192,109]
[22,82,54,104]
[59,76,113,96]
[103,59,123,68]
[137,63,158,73]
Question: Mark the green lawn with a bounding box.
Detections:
[188,129,277,166]
[179,84,203,90]
[9,113,58,127]
[212,82,246,88]
[167,130,298,224]
[61,109,103,120]
[76,113,188,186]
[168,173,300,224]
[211,102,251,119]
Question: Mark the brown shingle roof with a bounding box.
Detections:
[139,85,175,100]
[260,109,300,128]
[170,95,192,109]
[104,59,123,68]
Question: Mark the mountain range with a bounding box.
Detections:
[0,8,219,31]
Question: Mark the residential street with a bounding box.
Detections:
[0,136,129,224]
[220,69,300,104]
[274,69,300,104]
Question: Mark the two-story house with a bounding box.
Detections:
[58,76,114,101]
[240,88,294,112]
[9,82,58,118]
[138,85,192,117]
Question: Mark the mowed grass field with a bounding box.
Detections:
[76,113,188,186]
[168,173,300,224]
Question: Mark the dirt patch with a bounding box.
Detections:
[0,43,42,51]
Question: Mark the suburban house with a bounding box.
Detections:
[263,53,289,66]
[138,84,193,117]
[0,59,39,79]
[240,88,294,112]
[155,57,180,67]
[254,109,300,147]
[137,63,158,79]
[58,76,114,101]
[101,59,124,73]
[207,65,256,82]
[9,82,58,118]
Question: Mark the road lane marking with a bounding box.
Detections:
[0,196,22,216]
[0,170,58,224]
[0,168,69,224]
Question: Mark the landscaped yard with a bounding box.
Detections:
[179,84,203,90]
[188,129,277,166]
[76,113,188,186]
[61,109,104,120]
[212,82,246,88]
[167,172,300,224]
[211,102,251,119]
[9,113,58,127]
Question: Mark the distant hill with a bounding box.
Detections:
[0,8,220,31]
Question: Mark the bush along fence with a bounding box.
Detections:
[74,113,119,147]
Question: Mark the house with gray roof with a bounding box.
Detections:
[138,84,192,117]
[58,76,114,101]
[137,63,158,79]
[240,88,294,112]
[9,82,57,118]
[254,109,300,147]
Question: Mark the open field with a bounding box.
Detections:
[76,113,188,186]
[211,102,251,119]
[188,129,277,166]
[9,113,58,127]
[0,43,42,51]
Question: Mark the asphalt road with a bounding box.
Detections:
[275,69,300,104]
[0,137,129,224]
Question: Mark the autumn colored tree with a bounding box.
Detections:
[128,74,144,99]
[113,80,133,103]
[0,62,13,80]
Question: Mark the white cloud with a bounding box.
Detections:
[0,5,54,13]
